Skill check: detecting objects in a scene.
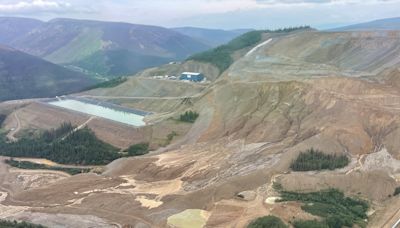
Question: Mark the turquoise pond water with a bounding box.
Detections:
[48,99,146,127]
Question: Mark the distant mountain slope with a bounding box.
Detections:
[0,46,95,101]
[172,27,253,47]
[330,17,400,31]
[0,17,43,44]
[0,18,210,78]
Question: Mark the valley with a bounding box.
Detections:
[0,18,400,228]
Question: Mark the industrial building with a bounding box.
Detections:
[179,72,205,82]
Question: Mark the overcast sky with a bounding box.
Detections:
[0,0,399,29]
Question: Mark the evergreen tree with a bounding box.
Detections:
[0,123,120,165]
[290,148,349,171]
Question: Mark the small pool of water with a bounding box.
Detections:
[48,99,146,127]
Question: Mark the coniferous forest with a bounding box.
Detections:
[0,123,120,165]
[290,148,349,171]
[279,189,369,228]
[179,111,199,123]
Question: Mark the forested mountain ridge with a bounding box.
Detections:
[0,17,210,77]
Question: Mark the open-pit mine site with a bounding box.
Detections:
[0,13,400,228]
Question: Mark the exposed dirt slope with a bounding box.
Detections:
[228,31,400,81]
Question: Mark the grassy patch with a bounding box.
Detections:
[179,111,199,123]
[5,159,91,175]
[290,148,349,171]
[278,189,369,228]
[247,215,287,228]
[188,26,310,73]
[125,143,149,156]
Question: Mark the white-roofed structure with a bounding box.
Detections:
[180,72,205,82]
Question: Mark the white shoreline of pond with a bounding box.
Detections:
[48,99,146,127]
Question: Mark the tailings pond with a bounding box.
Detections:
[48,97,149,127]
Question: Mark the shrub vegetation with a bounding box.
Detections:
[125,143,149,156]
[247,215,287,228]
[166,131,178,144]
[179,111,199,123]
[394,187,400,196]
[0,219,46,228]
[290,148,349,171]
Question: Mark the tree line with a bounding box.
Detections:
[125,142,149,156]
[290,148,349,171]
[179,111,199,123]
